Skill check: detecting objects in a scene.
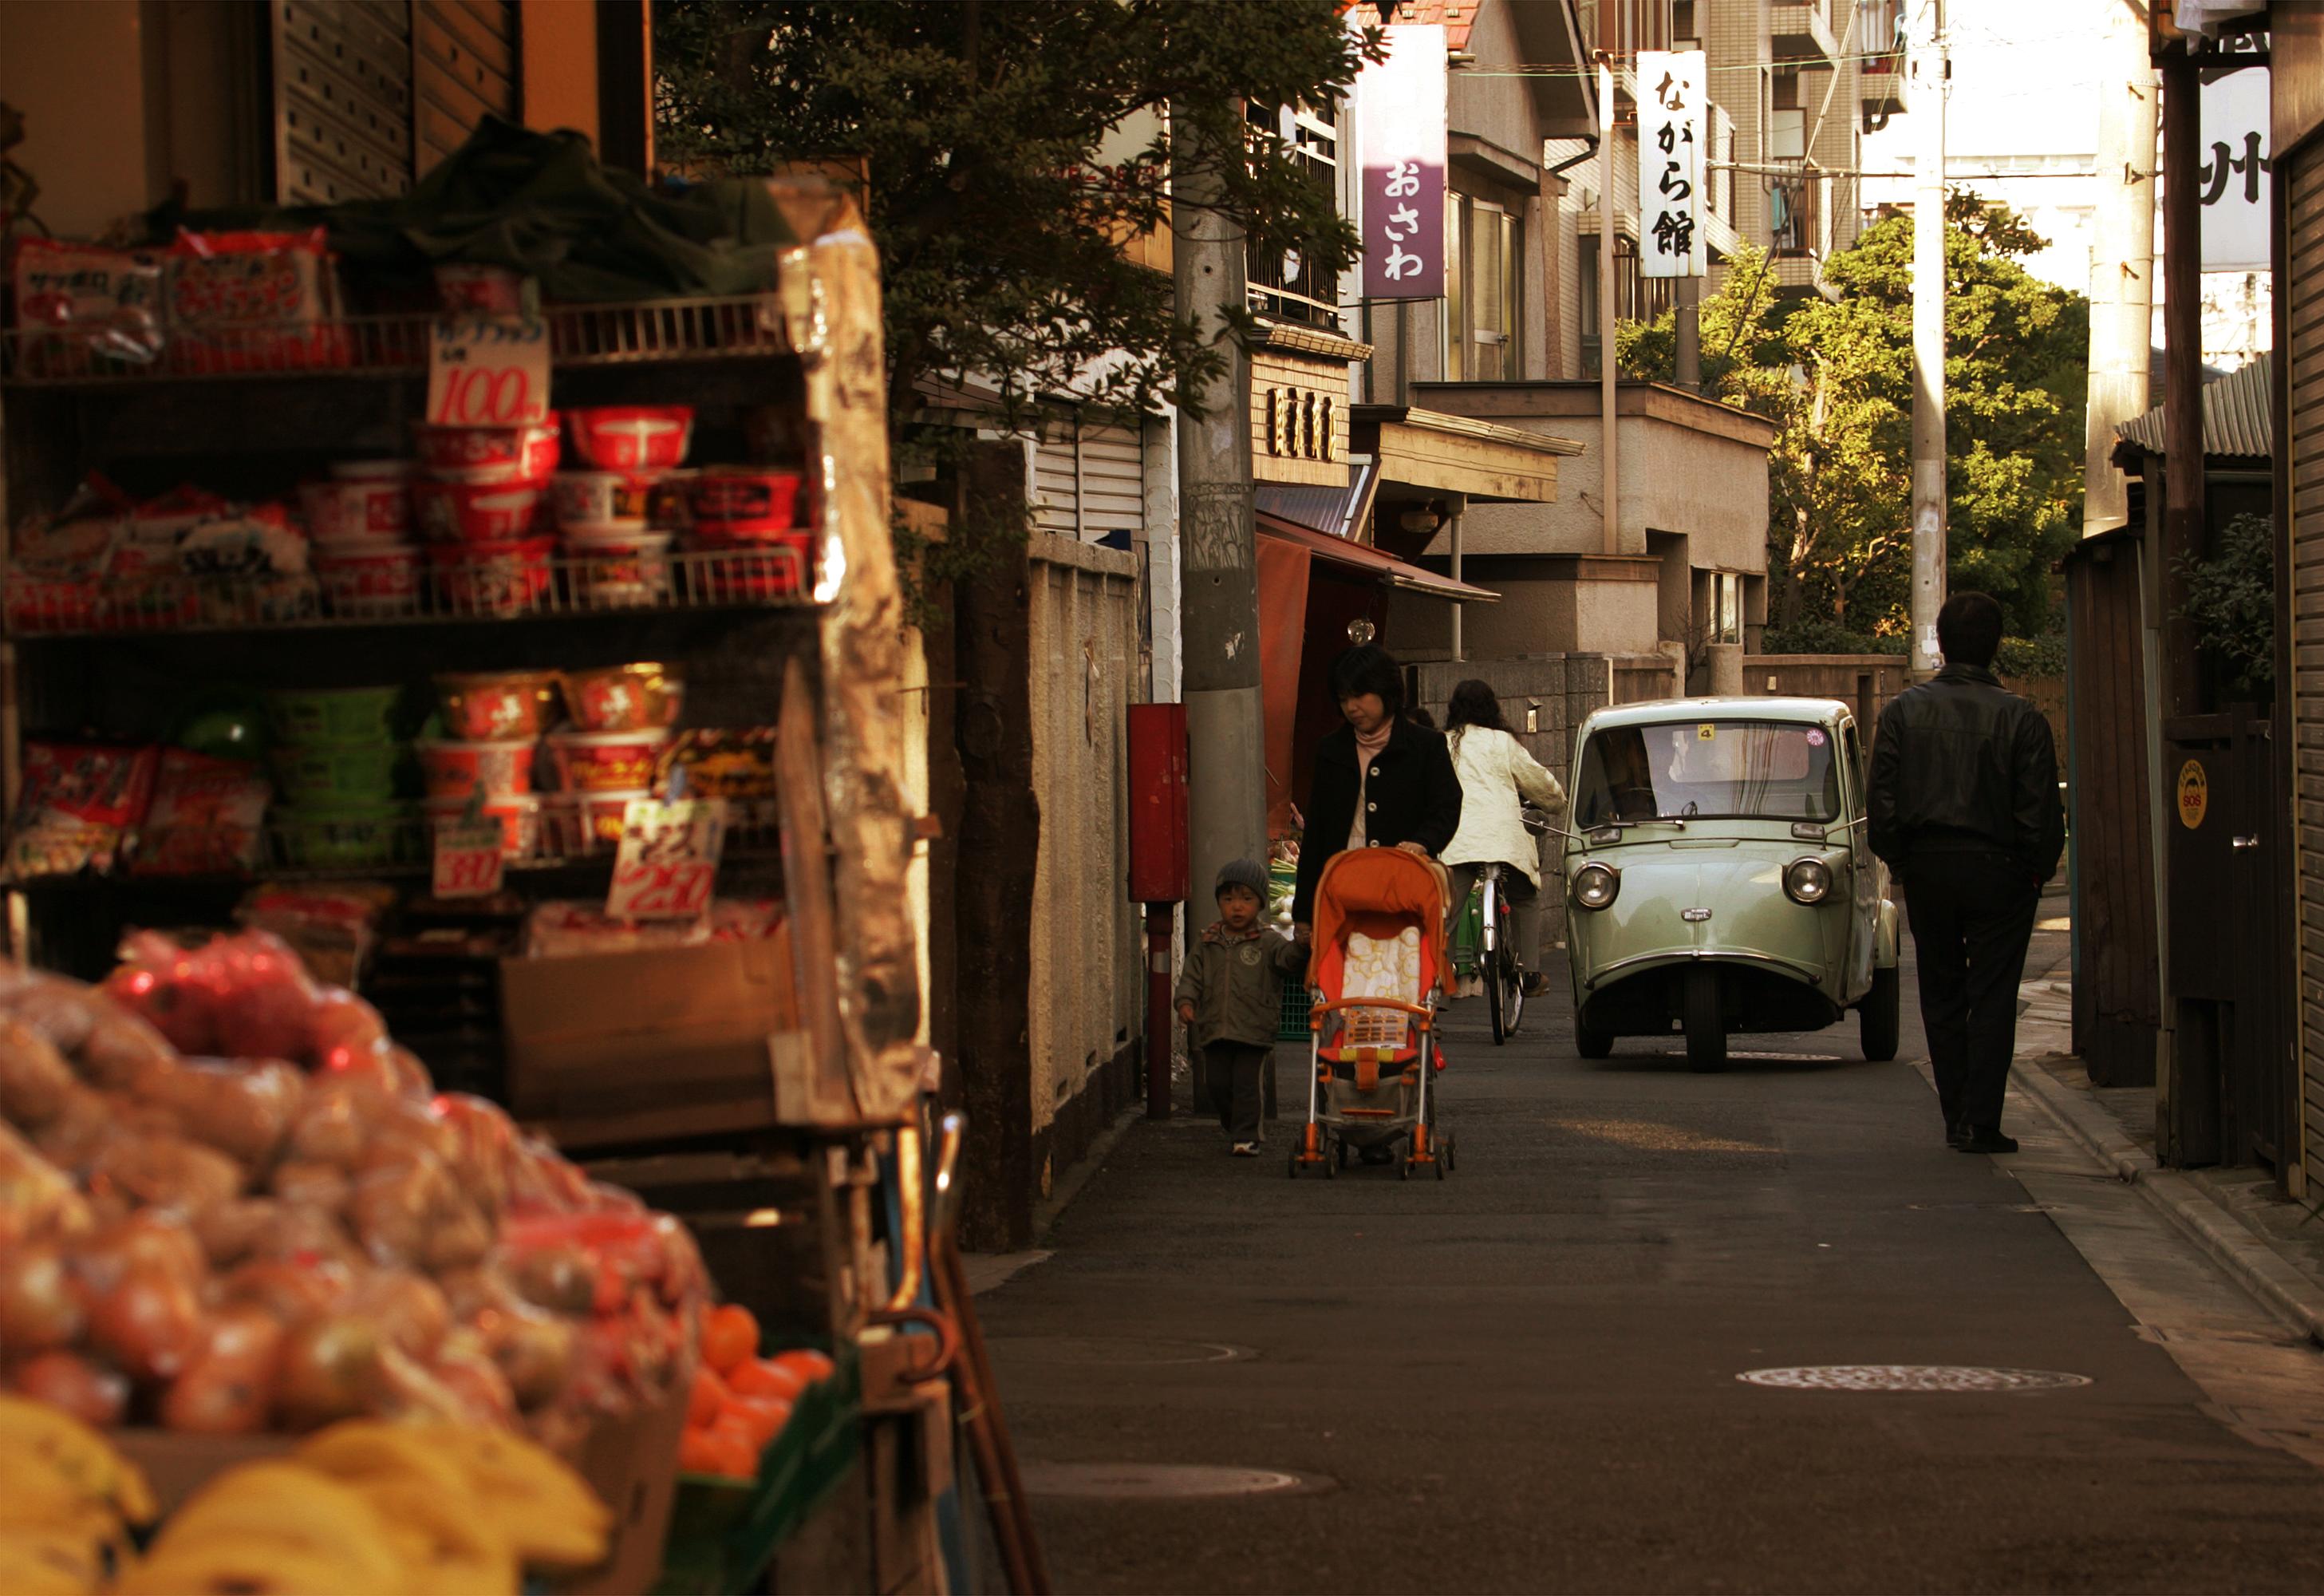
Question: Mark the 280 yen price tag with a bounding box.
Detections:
[606,797,728,922]
[426,314,550,427]
[432,823,507,899]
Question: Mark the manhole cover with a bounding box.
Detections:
[1738,1365,2092,1393]
[984,1337,1251,1366]
[1018,1462,1328,1499]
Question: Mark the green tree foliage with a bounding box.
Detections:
[2176,511,2275,700]
[653,0,1379,583]
[1620,195,2088,642]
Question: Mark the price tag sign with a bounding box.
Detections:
[432,823,506,899]
[426,314,550,427]
[606,797,727,922]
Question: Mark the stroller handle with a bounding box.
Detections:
[1308,996,1434,1024]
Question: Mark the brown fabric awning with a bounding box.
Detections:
[1256,512,1499,602]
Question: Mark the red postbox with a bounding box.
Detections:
[1126,704,1188,1119]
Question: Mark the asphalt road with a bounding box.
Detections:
[975,922,2324,1594]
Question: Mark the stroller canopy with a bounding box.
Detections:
[1311,847,1448,957]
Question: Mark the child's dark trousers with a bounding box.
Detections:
[1204,1041,1269,1143]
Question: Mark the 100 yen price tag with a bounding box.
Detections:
[427,314,550,426]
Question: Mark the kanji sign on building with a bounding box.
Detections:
[2197,65,2270,273]
[1637,49,1707,279]
[1359,23,1447,301]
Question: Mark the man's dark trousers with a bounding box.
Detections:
[1900,851,2040,1135]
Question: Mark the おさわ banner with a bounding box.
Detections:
[1359,23,1447,302]
[1637,49,1707,279]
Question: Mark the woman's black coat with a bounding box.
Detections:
[1291,716,1464,922]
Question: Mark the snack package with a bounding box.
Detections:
[130,749,271,877]
[5,742,160,879]
[653,729,777,831]
[10,238,167,373]
[180,502,318,625]
[235,883,396,990]
[6,475,134,634]
[166,228,347,374]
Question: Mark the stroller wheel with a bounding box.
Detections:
[1286,1152,1299,1179]
[1324,1144,1337,1179]
[1398,1147,1411,1180]
[1336,1140,1349,1170]
[1446,1134,1458,1172]
[1434,1144,1447,1179]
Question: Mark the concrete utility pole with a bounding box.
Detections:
[1597,53,1620,555]
[1171,100,1268,911]
[1908,0,1947,680]
[2083,0,2160,536]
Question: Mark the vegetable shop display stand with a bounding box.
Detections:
[0,165,1020,1594]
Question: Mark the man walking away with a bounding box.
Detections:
[1868,591,2066,1155]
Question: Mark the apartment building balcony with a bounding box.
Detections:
[1771,0,1841,63]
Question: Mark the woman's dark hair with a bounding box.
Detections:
[1407,707,1437,729]
[1937,590,2004,669]
[1442,678,1509,741]
[1328,645,1403,714]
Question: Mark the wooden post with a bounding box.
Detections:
[2160,49,2206,717]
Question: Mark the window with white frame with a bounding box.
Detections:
[1441,188,1521,381]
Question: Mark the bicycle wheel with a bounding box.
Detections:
[1484,877,1509,1045]
[1496,895,1525,1037]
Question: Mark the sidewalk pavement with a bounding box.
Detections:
[2008,969,2324,1348]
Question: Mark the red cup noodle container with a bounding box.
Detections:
[689,530,811,600]
[424,792,541,860]
[566,406,694,472]
[686,468,806,537]
[412,480,545,543]
[550,471,662,531]
[580,788,652,847]
[301,478,412,544]
[433,263,529,315]
[425,537,553,618]
[314,540,420,618]
[544,728,671,793]
[412,413,561,484]
[561,662,684,734]
[416,737,539,802]
[434,671,561,741]
[562,527,673,610]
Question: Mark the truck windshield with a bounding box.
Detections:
[1574,719,1841,827]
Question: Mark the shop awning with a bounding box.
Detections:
[1350,405,1583,504]
[1257,512,1499,602]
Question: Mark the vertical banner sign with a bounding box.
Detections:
[2196,66,2271,272]
[1637,50,1707,278]
[1359,24,1448,301]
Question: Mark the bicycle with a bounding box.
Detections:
[1478,859,1526,1045]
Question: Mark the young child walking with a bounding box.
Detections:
[1175,859,1308,1157]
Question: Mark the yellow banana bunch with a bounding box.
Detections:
[397,1420,611,1572]
[296,1423,517,1596]
[125,1461,405,1596]
[0,1396,156,1526]
[0,1527,106,1596]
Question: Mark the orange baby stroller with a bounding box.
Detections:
[1289,847,1457,1181]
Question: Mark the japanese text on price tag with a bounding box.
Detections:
[432,824,506,899]
[606,797,727,921]
[426,314,550,426]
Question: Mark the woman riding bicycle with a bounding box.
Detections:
[1438,679,1566,998]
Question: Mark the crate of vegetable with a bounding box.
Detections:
[653,1305,861,1596]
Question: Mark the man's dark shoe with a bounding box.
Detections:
[1957,1128,2018,1155]
[1945,1122,1971,1149]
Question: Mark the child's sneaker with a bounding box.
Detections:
[1230,1141,1260,1157]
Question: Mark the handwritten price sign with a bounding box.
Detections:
[426,315,550,427]
[606,797,727,922]
[432,823,506,899]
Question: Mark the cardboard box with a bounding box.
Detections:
[501,933,798,1148]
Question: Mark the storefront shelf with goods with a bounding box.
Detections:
[0,293,800,387]
[2,543,818,638]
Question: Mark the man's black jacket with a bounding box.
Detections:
[1292,716,1462,923]
[1868,662,2065,883]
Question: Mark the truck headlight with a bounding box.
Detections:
[1572,862,1620,911]
[1783,857,1833,904]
